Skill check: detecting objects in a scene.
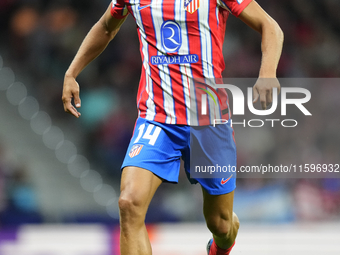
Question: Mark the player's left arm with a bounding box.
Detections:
[239,1,284,109]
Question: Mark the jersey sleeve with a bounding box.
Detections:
[220,0,253,17]
[110,0,129,19]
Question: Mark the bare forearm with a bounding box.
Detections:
[62,4,127,118]
[259,20,284,78]
[65,21,118,78]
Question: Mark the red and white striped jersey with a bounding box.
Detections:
[111,0,252,125]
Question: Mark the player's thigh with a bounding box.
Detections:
[202,188,234,224]
[119,166,163,215]
[184,123,237,195]
[122,117,187,183]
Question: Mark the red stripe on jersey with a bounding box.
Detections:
[185,10,210,126]
[222,0,253,17]
[209,3,228,79]
[136,30,148,119]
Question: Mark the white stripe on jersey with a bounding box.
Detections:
[131,1,156,121]
[216,6,220,26]
[175,0,192,125]
[151,0,176,124]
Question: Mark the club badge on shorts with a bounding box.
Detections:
[129,144,143,158]
[184,0,199,14]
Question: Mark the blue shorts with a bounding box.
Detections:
[121,117,236,195]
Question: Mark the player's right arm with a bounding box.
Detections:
[237,1,283,109]
[62,4,127,118]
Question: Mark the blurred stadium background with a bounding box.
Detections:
[0,0,340,254]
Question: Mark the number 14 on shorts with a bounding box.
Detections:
[133,124,162,146]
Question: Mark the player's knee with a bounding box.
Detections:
[206,217,232,238]
[206,212,240,239]
[118,193,145,219]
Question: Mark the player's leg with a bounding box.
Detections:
[203,189,239,254]
[185,123,238,253]
[119,166,163,255]
[120,117,187,254]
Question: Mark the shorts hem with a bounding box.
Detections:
[201,184,236,195]
[121,164,179,183]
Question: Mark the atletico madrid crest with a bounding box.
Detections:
[184,0,200,14]
[129,144,143,158]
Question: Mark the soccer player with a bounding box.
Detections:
[62,0,283,254]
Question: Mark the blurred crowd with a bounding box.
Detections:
[1,0,340,225]
[0,143,42,226]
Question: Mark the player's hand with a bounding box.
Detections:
[62,75,81,118]
[252,78,281,110]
